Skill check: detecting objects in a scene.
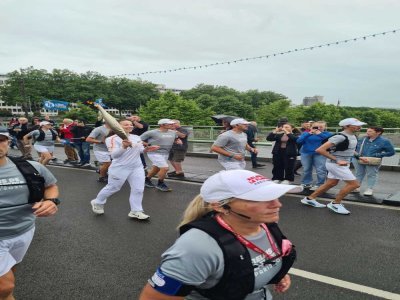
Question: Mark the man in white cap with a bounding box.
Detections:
[211,118,258,170]
[140,119,179,192]
[300,118,366,215]
[0,127,59,299]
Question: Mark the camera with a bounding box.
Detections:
[312,126,319,130]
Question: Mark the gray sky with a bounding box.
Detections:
[1,0,399,108]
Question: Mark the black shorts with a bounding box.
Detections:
[168,150,187,162]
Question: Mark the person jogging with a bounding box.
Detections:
[90,120,159,220]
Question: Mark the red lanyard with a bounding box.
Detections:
[215,215,281,260]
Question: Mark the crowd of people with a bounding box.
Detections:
[0,113,397,299]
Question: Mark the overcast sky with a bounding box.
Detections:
[1,0,399,108]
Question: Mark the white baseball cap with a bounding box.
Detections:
[39,121,51,126]
[200,170,303,203]
[158,118,176,125]
[0,127,10,139]
[230,118,251,126]
[338,118,366,127]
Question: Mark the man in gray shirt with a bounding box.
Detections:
[301,118,366,215]
[0,127,59,299]
[211,118,257,170]
[140,119,178,192]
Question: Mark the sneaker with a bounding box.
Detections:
[310,185,321,191]
[79,163,91,167]
[128,211,150,220]
[363,188,374,196]
[301,184,313,189]
[97,176,108,183]
[145,178,156,188]
[167,171,176,176]
[273,180,281,184]
[281,180,291,185]
[301,197,326,208]
[90,200,104,215]
[352,188,361,193]
[252,164,265,169]
[327,202,350,215]
[156,182,172,192]
[168,172,184,178]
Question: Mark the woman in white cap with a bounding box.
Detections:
[23,121,60,165]
[140,169,302,300]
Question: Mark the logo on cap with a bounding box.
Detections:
[247,175,269,185]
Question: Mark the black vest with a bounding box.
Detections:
[179,214,296,300]
[36,129,57,141]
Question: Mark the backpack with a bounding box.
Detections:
[322,133,349,152]
[36,129,57,141]
[8,156,45,203]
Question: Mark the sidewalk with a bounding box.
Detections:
[9,147,400,206]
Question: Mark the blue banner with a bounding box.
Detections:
[42,99,69,111]
[94,98,107,108]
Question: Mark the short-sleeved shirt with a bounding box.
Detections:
[0,159,57,239]
[131,121,149,136]
[213,130,248,162]
[171,127,190,151]
[328,131,358,162]
[88,126,109,152]
[27,129,56,146]
[140,129,178,155]
[157,228,281,300]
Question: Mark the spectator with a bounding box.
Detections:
[168,120,189,178]
[297,121,332,190]
[267,123,299,184]
[42,114,55,126]
[211,118,257,170]
[23,121,60,166]
[246,121,265,169]
[129,115,149,170]
[0,127,59,300]
[70,119,93,167]
[10,117,33,160]
[59,118,79,164]
[301,118,366,214]
[353,126,395,196]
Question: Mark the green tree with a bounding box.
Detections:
[256,99,292,126]
[64,103,98,123]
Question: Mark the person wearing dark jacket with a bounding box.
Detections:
[266,123,299,184]
[70,119,93,167]
[11,117,33,159]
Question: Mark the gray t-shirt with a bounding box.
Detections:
[88,126,109,152]
[28,129,56,146]
[213,130,248,162]
[0,159,57,239]
[140,129,178,155]
[328,131,358,162]
[159,228,281,300]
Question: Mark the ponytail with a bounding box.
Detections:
[177,195,213,229]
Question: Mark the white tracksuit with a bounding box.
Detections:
[94,134,145,212]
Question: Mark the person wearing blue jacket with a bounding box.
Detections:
[297,121,332,190]
[353,126,395,196]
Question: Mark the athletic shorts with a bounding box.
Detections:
[326,161,356,181]
[218,159,246,170]
[34,144,54,153]
[93,150,111,163]
[0,227,35,276]
[168,150,187,162]
[147,153,169,168]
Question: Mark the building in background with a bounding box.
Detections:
[303,95,324,106]
[156,84,184,95]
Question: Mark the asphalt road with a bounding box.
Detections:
[13,166,400,300]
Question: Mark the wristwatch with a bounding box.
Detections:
[44,198,61,205]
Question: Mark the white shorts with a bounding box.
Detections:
[0,227,35,276]
[147,153,169,168]
[93,150,111,163]
[218,159,246,170]
[326,161,356,181]
[34,144,54,153]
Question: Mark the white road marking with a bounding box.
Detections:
[290,268,400,300]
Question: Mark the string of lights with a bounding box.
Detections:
[111,28,399,78]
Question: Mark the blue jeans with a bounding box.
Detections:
[74,141,91,164]
[353,159,380,188]
[300,153,327,186]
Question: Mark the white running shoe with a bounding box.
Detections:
[352,188,361,193]
[90,199,104,215]
[363,188,374,196]
[300,197,326,208]
[281,180,290,185]
[273,180,281,183]
[128,211,150,220]
[327,202,350,215]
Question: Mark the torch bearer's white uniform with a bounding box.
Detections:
[92,134,146,213]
